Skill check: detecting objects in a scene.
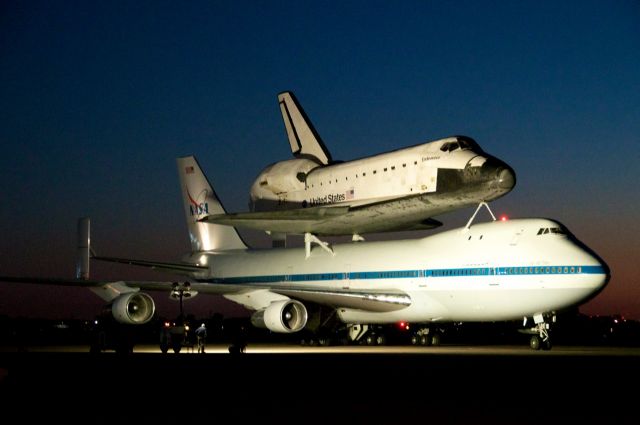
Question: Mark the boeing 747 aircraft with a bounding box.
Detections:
[1,156,609,350]
[201,91,516,242]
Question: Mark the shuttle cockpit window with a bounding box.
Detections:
[440,141,460,152]
[458,139,472,150]
[456,136,483,152]
[440,137,480,153]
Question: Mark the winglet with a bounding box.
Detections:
[278,91,332,165]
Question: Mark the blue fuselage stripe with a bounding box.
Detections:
[202,265,606,285]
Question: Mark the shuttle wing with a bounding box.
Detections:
[199,196,442,236]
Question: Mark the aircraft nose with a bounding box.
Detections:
[597,258,611,290]
[496,166,516,190]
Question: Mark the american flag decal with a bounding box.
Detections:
[346,188,354,200]
[185,166,194,174]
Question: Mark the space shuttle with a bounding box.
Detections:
[201,91,516,240]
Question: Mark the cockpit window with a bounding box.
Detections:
[537,227,566,235]
[440,137,481,153]
[440,141,460,152]
[458,139,472,150]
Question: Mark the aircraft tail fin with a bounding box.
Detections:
[76,217,91,280]
[278,91,332,165]
[176,156,248,252]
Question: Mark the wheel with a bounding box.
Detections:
[410,335,419,345]
[375,335,386,346]
[419,335,431,346]
[529,335,541,350]
[431,333,441,346]
[365,335,376,346]
[172,343,182,353]
[542,338,553,351]
[160,345,168,354]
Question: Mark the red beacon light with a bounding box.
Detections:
[499,215,508,222]
[397,321,410,331]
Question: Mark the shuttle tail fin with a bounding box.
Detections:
[278,91,332,165]
[176,156,248,252]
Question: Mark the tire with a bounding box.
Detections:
[529,335,541,350]
[431,333,441,346]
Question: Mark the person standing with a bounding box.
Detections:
[195,323,207,353]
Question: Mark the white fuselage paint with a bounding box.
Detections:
[190,218,609,325]
[250,137,486,209]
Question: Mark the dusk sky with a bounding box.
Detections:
[1,1,638,321]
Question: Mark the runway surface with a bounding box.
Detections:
[3,342,640,356]
[1,344,638,424]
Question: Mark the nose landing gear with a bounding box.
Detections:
[522,313,555,350]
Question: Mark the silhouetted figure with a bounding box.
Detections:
[229,325,247,355]
[195,323,207,353]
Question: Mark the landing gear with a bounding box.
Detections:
[410,328,442,346]
[363,332,386,346]
[523,313,555,350]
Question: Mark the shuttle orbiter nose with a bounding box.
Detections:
[496,166,516,190]
[479,157,516,195]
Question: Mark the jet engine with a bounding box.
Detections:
[111,292,156,325]
[251,299,308,333]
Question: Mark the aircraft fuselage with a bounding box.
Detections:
[185,218,609,324]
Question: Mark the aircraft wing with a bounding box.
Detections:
[270,286,411,312]
[0,276,410,312]
[199,196,442,236]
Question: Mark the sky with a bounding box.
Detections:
[0,0,638,321]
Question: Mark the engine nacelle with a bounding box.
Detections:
[111,292,156,324]
[251,299,308,333]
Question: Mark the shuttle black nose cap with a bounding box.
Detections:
[497,167,516,190]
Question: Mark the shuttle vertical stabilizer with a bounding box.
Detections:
[278,91,332,165]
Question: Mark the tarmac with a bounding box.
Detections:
[1,344,638,424]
